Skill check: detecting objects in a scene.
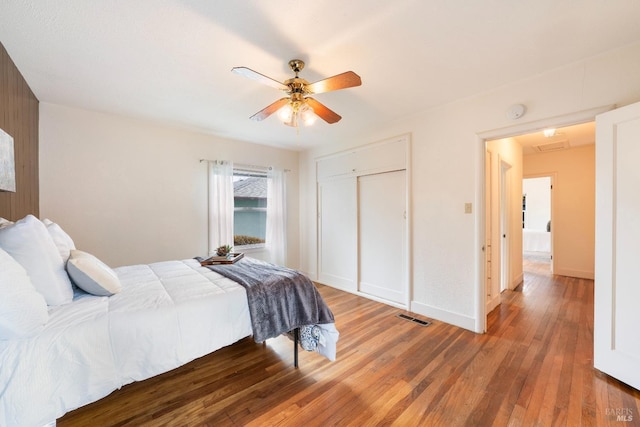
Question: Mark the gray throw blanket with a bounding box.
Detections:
[200,257,334,343]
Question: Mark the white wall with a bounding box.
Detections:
[39,103,300,268]
[299,41,640,332]
[524,145,595,279]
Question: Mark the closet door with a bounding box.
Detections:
[358,170,407,305]
[318,178,357,291]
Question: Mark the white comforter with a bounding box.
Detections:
[0,259,253,427]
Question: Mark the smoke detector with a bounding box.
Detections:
[506,104,526,120]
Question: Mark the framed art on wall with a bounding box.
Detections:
[0,128,15,192]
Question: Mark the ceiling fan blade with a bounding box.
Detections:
[249,97,290,121]
[305,71,362,94]
[305,98,342,124]
[231,66,289,91]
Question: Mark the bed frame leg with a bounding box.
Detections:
[294,327,299,368]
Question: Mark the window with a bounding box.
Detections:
[207,160,286,264]
[233,169,267,248]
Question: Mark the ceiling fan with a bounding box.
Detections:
[232,59,362,127]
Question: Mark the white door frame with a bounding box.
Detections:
[484,152,496,314]
[474,104,614,333]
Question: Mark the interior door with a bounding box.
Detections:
[358,170,407,305]
[594,101,640,390]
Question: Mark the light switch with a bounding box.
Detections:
[465,203,472,214]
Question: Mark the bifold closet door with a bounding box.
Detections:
[358,170,406,305]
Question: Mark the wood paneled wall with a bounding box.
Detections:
[0,42,39,220]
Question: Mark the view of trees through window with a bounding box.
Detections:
[233,171,267,247]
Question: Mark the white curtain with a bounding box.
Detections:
[266,167,287,265]
[208,160,234,256]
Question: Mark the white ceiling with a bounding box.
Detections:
[1,1,640,151]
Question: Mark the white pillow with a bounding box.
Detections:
[0,217,13,229]
[0,248,49,339]
[0,215,74,306]
[42,219,76,263]
[67,250,122,296]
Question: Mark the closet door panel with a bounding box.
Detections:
[318,178,357,291]
[358,170,407,305]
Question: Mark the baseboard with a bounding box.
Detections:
[554,268,594,280]
[512,273,524,289]
[410,301,476,332]
[486,294,501,314]
[302,270,317,281]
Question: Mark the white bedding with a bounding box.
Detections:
[0,259,253,427]
[523,229,551,253]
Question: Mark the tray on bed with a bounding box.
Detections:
[200,252,244,265]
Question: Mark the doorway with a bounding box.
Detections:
[478,108,606,333]
[522,176,553,273]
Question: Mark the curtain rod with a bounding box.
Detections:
[199,159,290,172]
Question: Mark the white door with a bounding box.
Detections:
[318,178,357,291]
[594,101,640,390]
[358,171,407,305]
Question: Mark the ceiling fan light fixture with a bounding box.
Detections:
[233,59,361,128]
[283,111,298,127]
[278,100,316,128]
[277,103,294,122]
[299,103,317,126]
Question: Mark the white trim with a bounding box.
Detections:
[236,243,266,252]
[486,294,501,315]
[554,268,594,280]
[312,283,409,309]
[512,272,524,288]
[475,132,487,333]
[315,133,410,163]
[411,301,476,331]
[477,105,615,141]
[357,291,407,310]
[405,134,413,309]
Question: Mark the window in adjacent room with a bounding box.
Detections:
[233,169,267,249]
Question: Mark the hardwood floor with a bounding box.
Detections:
[59,258,640,426]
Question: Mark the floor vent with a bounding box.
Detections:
[396,313,431,327]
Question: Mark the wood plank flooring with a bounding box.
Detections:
[59,257,640,426]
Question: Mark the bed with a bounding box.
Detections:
[523,228,551,253]
[0,215,338,427]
